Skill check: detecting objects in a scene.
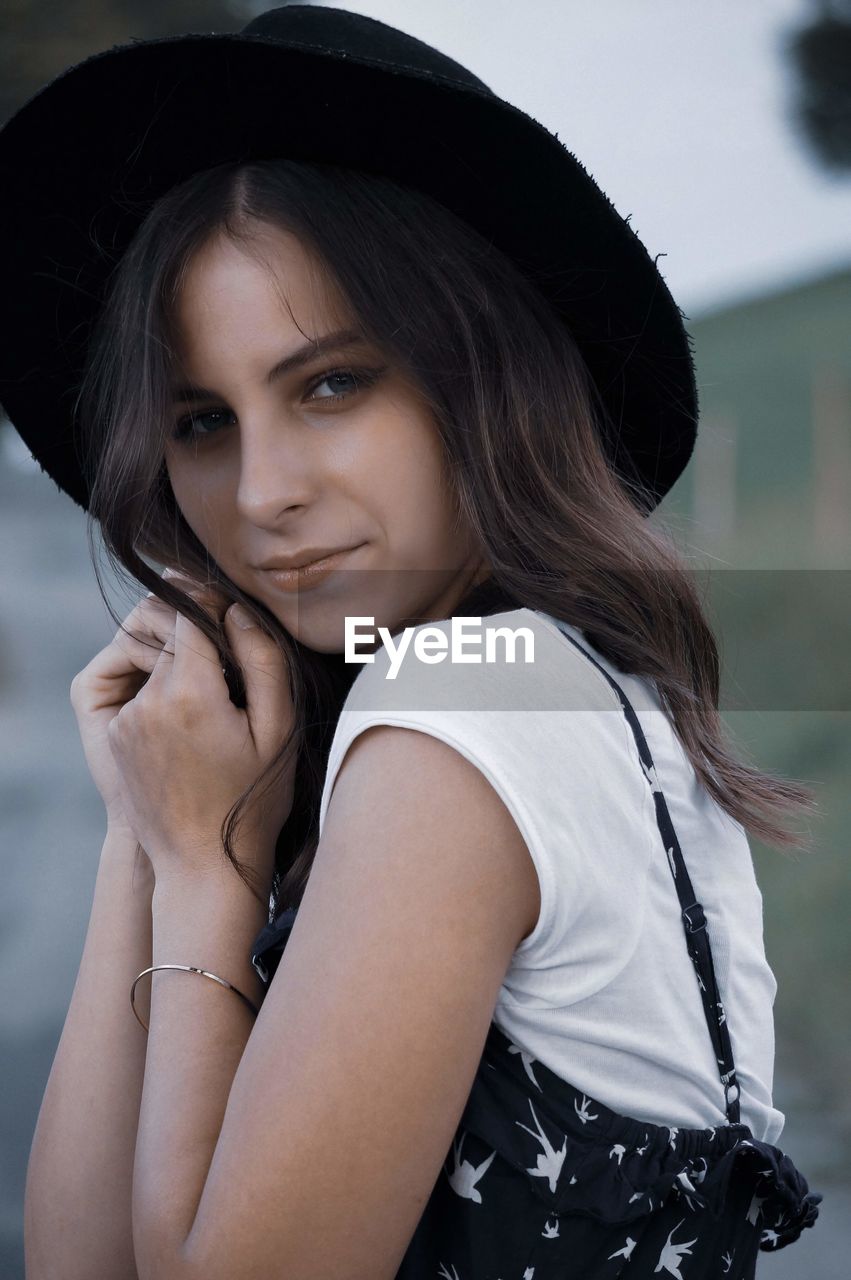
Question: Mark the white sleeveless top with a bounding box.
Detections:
[317,605,784,1144]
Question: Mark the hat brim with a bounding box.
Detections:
[0,32,697,513]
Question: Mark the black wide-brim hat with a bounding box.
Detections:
[0,3,698,516]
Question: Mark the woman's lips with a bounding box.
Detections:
[259,544,364,592]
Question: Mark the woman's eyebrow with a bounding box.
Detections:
[170,327,367,402]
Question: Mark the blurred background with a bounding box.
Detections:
[1,1,849,1276]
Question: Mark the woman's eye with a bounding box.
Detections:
[170,366,385,443]
[305,367,382,402]
[171,408,235,443]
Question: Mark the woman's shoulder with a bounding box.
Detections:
[339,605,623,717]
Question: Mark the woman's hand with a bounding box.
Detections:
[69,581,199,837]
[98,575,296,891]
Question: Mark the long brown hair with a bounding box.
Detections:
[77,158,818,918]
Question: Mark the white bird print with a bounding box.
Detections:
[523,1268,535,1279]
[654,1218,698,1278]
[569,1174,578,1184]
[507,1040,543,1091]
[542,1214,560,1239]
[668,1126,679,1149]
[674,1167,703,1211]
[717,1002,727,1025]
[445,1131,497,1204]
[665,844,678,878]
[437,1265,460,1280]
[721,1249,734,1272]
[609,1143,627,1166]
[628,1191,644,1203]
[608,1236,637,1261]
[636,1133,650,1155]
[745,1191,767,1225]
[761,1227,780,1248]
[695,970,707,993]
[574,1094,599,1125]
[516,1099,568,1193]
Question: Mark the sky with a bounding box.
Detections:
[308,0,851,319]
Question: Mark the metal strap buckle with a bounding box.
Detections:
[682,902,707,933]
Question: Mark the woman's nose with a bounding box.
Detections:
[234,417,319,522]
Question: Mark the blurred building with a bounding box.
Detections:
[668,262,851,569]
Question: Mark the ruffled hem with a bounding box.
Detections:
[458,1022,821,1252]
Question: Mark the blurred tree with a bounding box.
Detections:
[785,0,851,173]
[0,1,315,126]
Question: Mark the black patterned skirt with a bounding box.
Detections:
[394,1019,820,1279]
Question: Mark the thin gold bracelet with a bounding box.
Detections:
[130,963,261,1032]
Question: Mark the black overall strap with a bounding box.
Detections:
[552,621,742,1125]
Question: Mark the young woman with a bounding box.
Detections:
[1,6,821,1279]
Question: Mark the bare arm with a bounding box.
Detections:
[24,825,155,1280]
[23,570,236,1278]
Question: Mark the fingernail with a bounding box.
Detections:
[228,603,257,629]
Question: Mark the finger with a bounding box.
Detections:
[142,615,177,690]
[224,605,295,751]
[168,605,229,694]
[160,569,231,620]
[73,596,180,714]
[123,578,226,663]
[97,595,175,676]
[114,595,179,670]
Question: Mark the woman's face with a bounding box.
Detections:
[163,222,490,653]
